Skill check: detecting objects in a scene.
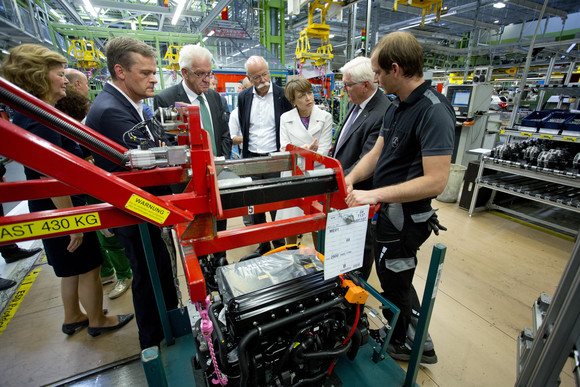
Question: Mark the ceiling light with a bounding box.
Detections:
[494,20,500,23]
[131,21,136,30]
[171,0,186,25]
[566,43,576,53]
[82,0,98,18]
[493,2,506,9]
[202,36,208,42]
[49,8,60,19]
[207,30,215,37]
[329,34,335,38]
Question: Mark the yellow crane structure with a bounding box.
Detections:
[393,0,444,26]
[67,39,105,70]
[295,0,343,67]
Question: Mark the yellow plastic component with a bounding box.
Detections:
[67,39,105,69]
[164,45,182,71]
[295,0,342,67]
[393,0,443,26]
[341,279,369,305]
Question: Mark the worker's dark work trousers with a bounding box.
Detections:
[114,223,178,349]
[374,203,431,344]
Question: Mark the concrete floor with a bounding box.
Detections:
[0,196,578,386]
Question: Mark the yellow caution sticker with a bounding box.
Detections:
[0,266,42,335]
[563,137,577,142]
[520,132,533,137]
[0,212,102,242]
[125,194,170,224]
[540,134,553,139]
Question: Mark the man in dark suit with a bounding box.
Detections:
[85,36,178,350]
[153,44,231,272]
[229,55,293,255]
[154,45,231,159]
[330,56,390,280]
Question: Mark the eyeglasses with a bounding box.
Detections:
[250,71,269,82]
[190,70,213,79]
[343,82,361,90]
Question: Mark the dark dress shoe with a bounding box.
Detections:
[2,247,42,264]
[88,313,134,337]
[254,243,272,256]
[0,277,16,291]
[62,309,109,335]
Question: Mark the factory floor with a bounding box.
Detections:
[0,176,578,386]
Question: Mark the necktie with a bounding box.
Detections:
[197,95,217,155]
[336,104,360,151]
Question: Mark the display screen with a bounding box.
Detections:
[452,90,471,107]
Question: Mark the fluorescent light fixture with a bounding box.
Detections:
[242,48,250,53]
[493,2,506,9]
[494,19,500,23]
[131,21,137,30]
[329,34,335,38]
[566,43,576,53]
[82,0,98,18]
[202,36,208,42]
[49,8,60,19]
[207,30,215,37]
[171,0,186,25]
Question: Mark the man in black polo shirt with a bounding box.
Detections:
[345,31,454,364]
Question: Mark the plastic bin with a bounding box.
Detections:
[437,164,468,203]
[543,111,575,130]
[520,110,552,129]
[563,114,580,132]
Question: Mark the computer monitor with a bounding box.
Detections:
[446,85,474,116]
[452,90,471,107]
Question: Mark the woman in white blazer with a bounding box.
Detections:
[278,77,333,247]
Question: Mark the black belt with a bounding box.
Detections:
[248,151,271,157]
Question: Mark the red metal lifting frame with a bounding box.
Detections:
[0,77,354,303]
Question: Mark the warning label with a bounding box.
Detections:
[125,194,171,224]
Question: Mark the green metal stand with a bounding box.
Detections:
[335,243,447,387]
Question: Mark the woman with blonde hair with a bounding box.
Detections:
[1,44,133,336]
[278,77,333,246]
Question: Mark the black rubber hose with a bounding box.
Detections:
[298,340,352,361]
[237,297,345,387]
[347,327,362,360]
[208,300,230,372]
[0,86,127,165]
[291,370,329,387]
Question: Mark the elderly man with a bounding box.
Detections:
[330,56,390,281]
[229,56,293,255]
[154,45,231,158]
[154,44,231,272]
[85,36,178,350]
[345,31,455,364]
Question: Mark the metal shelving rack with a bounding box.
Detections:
[468,156,580,236]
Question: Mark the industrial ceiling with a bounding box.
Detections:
[0,0,579,71]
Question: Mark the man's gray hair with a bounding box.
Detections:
[340,56,377,89]
[244,55,268,74]
[179,44,213,70]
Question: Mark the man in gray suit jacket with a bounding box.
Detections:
[154,44,231,272]
[154,44,232,159]
[330,56,390,280]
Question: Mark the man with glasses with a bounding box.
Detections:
[86,36,178,350]
[229,55,292,255]
[330,56,390,281]
[345,32,454,364]
[154,44,232,159]
[154,44,231,274]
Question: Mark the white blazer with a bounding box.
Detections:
[280,105,333,156]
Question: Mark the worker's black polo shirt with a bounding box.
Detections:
[373,81,455,202]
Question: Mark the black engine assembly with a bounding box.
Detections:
[191,249,369,387]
